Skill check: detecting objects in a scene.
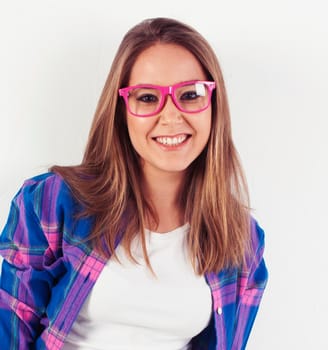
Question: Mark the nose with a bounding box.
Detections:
[159,95,182,124]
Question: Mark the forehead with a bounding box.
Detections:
[128,43,206,86]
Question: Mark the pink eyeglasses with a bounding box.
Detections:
[119,80,216,117]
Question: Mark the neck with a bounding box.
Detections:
[141,169,186,232]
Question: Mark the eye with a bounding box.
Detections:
[136,94,159,103]
[180,90,198,101]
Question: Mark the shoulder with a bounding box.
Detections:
[2,171,94,254]
[246,216,268,288]
[16,172,77,215]
[250,217,265,252]
[10,172,84,241]
[19,172,72,200]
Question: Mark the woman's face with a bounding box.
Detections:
[126,43,212,179]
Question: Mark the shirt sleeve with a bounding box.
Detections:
[0,174,67,349]
[231,219,268,349]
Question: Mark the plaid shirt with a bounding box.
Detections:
[0,173,268,350]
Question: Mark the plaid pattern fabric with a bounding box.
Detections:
[0,173,268,349]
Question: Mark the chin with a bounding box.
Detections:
[158,163,192,174]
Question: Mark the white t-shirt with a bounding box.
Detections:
[63,224,212,350]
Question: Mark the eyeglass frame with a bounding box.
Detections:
[118,80,216,117]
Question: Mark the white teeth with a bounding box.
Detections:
[156,135,187,146]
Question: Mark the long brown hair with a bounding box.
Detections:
[51,17,250,274]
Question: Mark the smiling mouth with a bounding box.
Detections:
[154,134,190,146]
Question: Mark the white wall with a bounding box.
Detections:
[0,0,327,348]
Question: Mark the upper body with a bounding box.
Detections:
[0,173,267,349]
[0,17,268,350]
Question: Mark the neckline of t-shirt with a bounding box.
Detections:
[145,222,190,239]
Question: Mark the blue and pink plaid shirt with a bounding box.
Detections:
[0,173,268,349]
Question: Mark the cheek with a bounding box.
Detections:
[126,116,152,150]
[200,110,212,142]
[126,119,139,150]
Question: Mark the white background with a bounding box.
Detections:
[0,0,327,348]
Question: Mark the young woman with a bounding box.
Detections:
[0,17,268,350]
